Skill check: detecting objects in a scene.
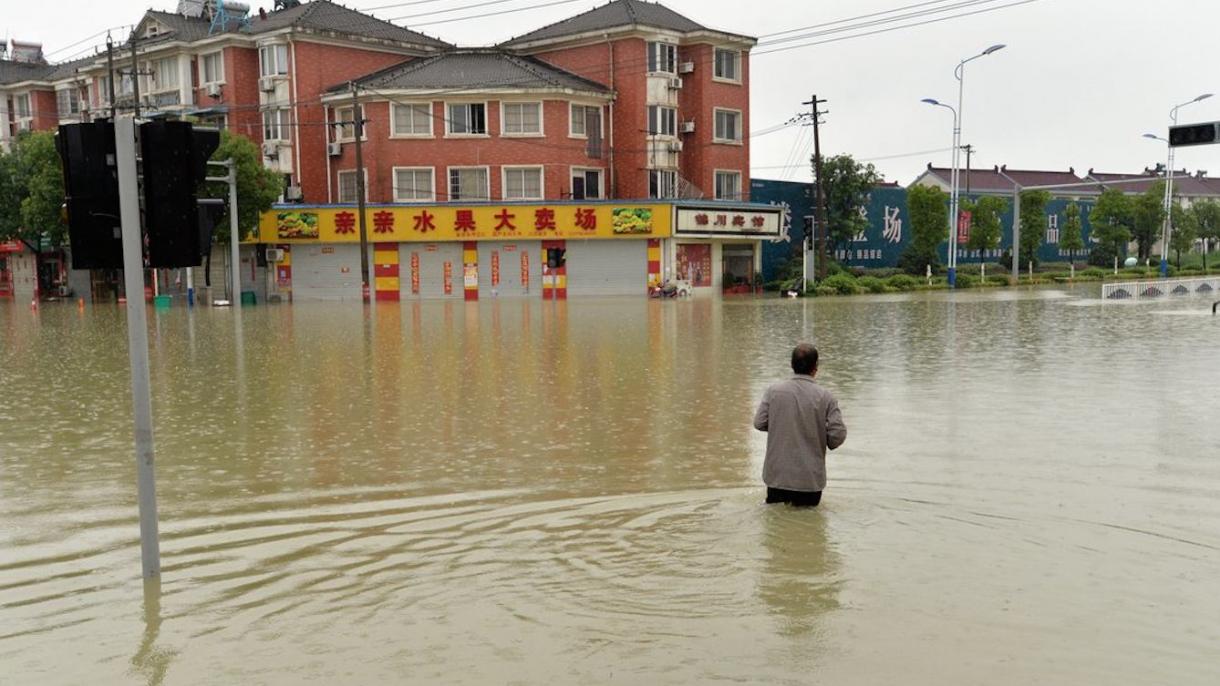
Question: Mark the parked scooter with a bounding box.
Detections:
[649,279,693,298]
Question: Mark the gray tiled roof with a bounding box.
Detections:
[500,0,732,47]
[0,55,94,86]
[331,50,610,94]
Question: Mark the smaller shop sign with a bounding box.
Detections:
[0,240,23,253]
[676,206,782,238]
[521,252,530,289]
[443,262,453,295]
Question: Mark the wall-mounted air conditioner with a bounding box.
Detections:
[265,248,285,263]
[678,61,695,74]
[667,77,683,90]
[259,77,277,93]
[680,121,695,134]
[284,185,303,201]
[667,141,683,153]
[262,141,279,158]
[327,141,342,156]
[206,83,222,98]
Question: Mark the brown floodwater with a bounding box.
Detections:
[1,287,1218,684]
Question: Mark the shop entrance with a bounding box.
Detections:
[722,244,755,293]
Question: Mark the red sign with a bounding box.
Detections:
[443,261,453,294]
[521,252,529,289]
[957,210,972,244]
[0,240,23,253]
[491,251,501,287]
[410,253,420,294]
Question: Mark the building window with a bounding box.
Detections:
[647,42,677,73]
[714,108,742,142]
[649,169,678,199]
[714,48,741,82]
[715,171,742,200]
[201,51,224,84]
[447,103,486,135]
[393,167,435,202]
[502,102,542,135]
[259,44,288,76]
[647,105,677,137]
[337,170,365,204]
[262,109,290,141]
[333,105,364,141]
[570,104,602,137]
[13,94,31,118]
[503,166,543,200]
[56,89,81,117]
[151,57,179,91]
[571,168,603,200]
[391,102,432,137]
[448,167,489,201]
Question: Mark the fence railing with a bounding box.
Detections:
[1101,276,1220,300]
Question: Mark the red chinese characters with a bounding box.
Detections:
[714,214,728,227]
[412,210,436,233]
[731,215,746,228]
[494,208,516,231]
[751,215,767,228]
[694,213,709,226]
[373,211,395,234]
[334,211,356,235]
[454,209,476,233]
[574,208,596,231]
[534,207,556,231]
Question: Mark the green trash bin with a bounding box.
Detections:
[240,290,256,306]
[153,295,173,309]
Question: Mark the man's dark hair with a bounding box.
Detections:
[791,343,819,375]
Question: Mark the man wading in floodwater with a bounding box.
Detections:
[753,343,847,507]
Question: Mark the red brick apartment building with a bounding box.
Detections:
[2,0,782,301]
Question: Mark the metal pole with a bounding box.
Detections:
[114,115,160,579]
[809,96,828,281]
[1011,186,1021,281]
[130,34,140,118]
[229,162,241,304]
[351,82,371,303]
[1161,119,1175,277]
[950,62,966,288]
[947,110,959,286]
[106,35,117,119]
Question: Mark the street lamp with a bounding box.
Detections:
[942,44,1006,288]
[922,98,958,276]
[1159,93,1213,277]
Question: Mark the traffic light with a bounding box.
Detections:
[1169,122,1219,148]
[803,216,814,251]
[57,121,124,269]
[140,120,220,268]
[546,247,566,269]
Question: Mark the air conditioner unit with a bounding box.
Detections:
[259,76,277,93]
[327,141,342,156]
[667,141,683,153]
[206,83,222,98]
[265,248,285,263]
[262,141,279,158]
[284,185,302,201]
[667,77,683,90]
[680,121,695,134]
[678,61,695,74]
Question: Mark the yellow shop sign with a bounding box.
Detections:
[253,203,672,243]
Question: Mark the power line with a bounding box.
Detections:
[403,0,586,28]
[758,0,1007,47]
[758,0,979,39]
[389,0,529,22]
[44,26,131,57]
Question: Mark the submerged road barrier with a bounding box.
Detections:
[1102,276,1220,300]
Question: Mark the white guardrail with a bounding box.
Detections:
[1101,276,1220,300]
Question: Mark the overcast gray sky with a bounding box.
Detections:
[11,0,1220,184]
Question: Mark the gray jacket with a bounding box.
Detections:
[753,375,846,492]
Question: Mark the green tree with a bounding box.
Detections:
[1058,202,1085,276]
[1090,188,1133,271]
[0,131,66,251]
[206,130,285,243]
[1192,199,1220,270]
[964,195,1007,279]
[1131,181,1166,262]
[819,154,882,259]
[1169,202,1198,269]
[898,184,948,274]
[1018,189,1051,269]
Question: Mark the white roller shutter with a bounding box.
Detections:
[291,244,362,301]
[478,241,541,298]
[565,240,647,296]
[401,243,463,300]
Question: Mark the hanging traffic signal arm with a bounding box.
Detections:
[1168,121,1220,148]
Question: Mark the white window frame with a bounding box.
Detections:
[445,101,488,137]
[13,93,31,118]
[200,51,224,85]
[714,169,743,200]
[647,105,677,137]
[713,48,742,84]
[502,165,545,201]
[259,44,288,77]
[390,102,433,138]
[569,103,603,139]
[262,108,290,142]
[392,166,436,202]
[150,56,179,92]
[447,165,491,201]
[570,167,604,200]
[647,41,677,74]
[56,88,81,118]
[336,169,368,204]
[501,101,543,137]
[713,107,743,144]
[333,105,366,142]
[649,169,678,199]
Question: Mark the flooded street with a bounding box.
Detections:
[2,288,1218,685]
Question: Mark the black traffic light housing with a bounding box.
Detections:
[140,120,220,268]
[546,247,566,269]
[1169,122,1219,148]
[57,121,123,269]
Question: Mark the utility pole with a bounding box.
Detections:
[130,33,140,117]
[963,144,974,195]
[350,82,370,303]
[106,34,117,119]
[803,95,829,280]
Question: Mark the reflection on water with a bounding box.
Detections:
[2,288,1219,684]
